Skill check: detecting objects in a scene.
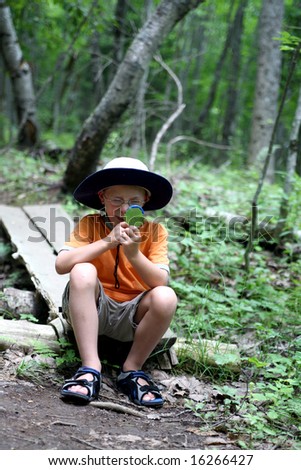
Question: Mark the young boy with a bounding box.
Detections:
[55,157,177,408]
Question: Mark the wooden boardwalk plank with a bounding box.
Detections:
[0,205,68,320]
[23,204,74,254]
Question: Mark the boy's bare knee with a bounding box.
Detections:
[70,263,98,289]
[151,286,178,313]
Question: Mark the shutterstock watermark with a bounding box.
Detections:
[27,207,274,245]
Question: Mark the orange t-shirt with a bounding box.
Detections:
[63,214,170,302]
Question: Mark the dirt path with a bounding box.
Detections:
[0,353,240,451]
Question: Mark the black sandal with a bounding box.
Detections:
[117,370,164,408]
[60,366,101,404]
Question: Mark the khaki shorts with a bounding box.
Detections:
[62,281,147,342]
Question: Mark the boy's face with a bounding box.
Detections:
[99,185,148,227]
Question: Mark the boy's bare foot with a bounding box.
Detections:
[60,367,101,403]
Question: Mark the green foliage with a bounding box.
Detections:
[0,148,65,205]
[55,337,80,368]
[277,31,301,51]
[0,242,12,261]
[164,160,301,449]
[15,338,80,383]
[19,313,39,323]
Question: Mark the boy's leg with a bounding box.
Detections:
[65,263,101,396]
[122,285,177,401]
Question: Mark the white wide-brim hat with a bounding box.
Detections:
[73,157,173,211]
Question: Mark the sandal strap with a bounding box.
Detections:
[74,367,101,380]
[117,370,163,407]
[61,367,101,400]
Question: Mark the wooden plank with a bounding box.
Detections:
[0,205,69,320]
[23,204,74,254]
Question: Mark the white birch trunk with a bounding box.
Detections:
[0,0,38,147]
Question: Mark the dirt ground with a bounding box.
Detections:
[0,349,243,451]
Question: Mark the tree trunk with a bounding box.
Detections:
[297,127,301,177]
[90,30,106,103]
[222,0,248,146]
[52,53,77,134]
[127,0,153,158]
[184,13,206,133]
[112,0,128,67]
[0,53,4,142]
[274,84,301,238]
[247,0,284,181]
[194,1,236,133]
[63,0,205,192]
[0,0,38,147]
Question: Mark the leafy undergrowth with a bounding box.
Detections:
[165,161,301,449]
[1,149,301,449]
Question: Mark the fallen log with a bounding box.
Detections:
[204,208,248,227]
[0,316,177,368]
[0,318,239,372]
[0,287,48,321]
[174,338,241,372]
[0,318,61,353]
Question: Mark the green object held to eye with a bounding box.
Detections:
[125,205,145,227]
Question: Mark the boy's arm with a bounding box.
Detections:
[122,223,169,287]
[125,250,169,287]
[55,220,128,275]
[55,238,112,274]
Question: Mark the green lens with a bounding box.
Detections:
[125,206,145,227]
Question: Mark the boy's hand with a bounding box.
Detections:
[121,225,142,259]
[105,222,141,254]
[105,222,128,247]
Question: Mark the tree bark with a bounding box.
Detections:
[194,1,236,133]
[0,0,38,147]
[222,0,248,146]
[274,83,301,238]
[112,0,128,67]
[90,30,106,103]
[63,0,205,192]
[127,0,153,158]
[0,53,4,142]
[247,0,284,181]
[0,287,48,322]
